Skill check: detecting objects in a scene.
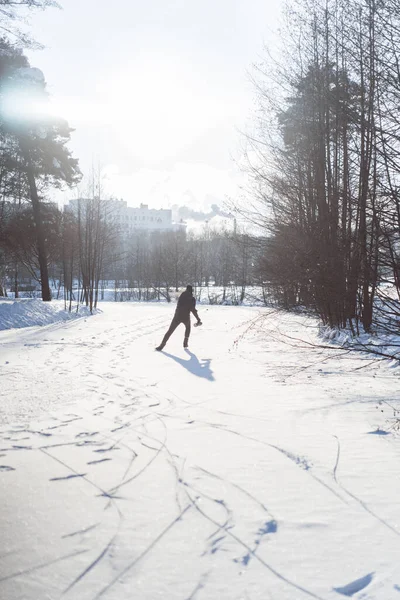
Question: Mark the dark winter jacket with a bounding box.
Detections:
[174,290,199,321]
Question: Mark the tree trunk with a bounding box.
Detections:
[20,140,51,302]
[14,263,19,299]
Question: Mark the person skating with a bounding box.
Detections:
[156,285,202,350]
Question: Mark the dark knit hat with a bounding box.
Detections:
[186,285,193,293]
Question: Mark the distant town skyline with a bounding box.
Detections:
[26,0,281,211]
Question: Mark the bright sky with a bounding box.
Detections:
[26,0,281,211]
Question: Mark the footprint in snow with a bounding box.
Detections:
[94,445,118,453]
[203,534,226,557]
[334,572,374,596]
[76,431,99,438]
[258,520,278,535]
[50,473,86,482]
[0,465,15,472]
[276,447,311,470]
[234,520,278,566]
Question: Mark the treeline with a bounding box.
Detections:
[117,221,258,303]
[249,0,400,333]
[1,197,119,311]
[1,197,265,309]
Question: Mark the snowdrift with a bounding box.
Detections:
[0,299,94,331]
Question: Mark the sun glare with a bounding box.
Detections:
[44,55,220,161]
[1,55,225,162]
[47,97,108,125]
[1,92,48,125]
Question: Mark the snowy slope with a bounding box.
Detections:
[0,303,399,600]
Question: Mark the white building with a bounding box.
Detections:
[65,198,186,234]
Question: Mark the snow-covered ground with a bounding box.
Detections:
[1,301,399,600]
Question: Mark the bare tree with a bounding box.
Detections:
[241,0,400,333]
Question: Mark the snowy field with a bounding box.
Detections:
[1,301,400,600]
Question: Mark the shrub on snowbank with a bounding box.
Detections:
[319,324,400,366]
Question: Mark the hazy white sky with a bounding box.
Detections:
[27,0,281,210]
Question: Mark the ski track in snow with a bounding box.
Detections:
[0,303,400,599]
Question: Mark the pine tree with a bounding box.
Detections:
[0,38,81,300]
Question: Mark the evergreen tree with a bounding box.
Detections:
[0,38,81,300]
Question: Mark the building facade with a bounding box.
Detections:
[65,198,185,234]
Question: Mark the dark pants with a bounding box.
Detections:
[160,316,191,348]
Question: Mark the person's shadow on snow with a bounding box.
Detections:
[163,349,215,381]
